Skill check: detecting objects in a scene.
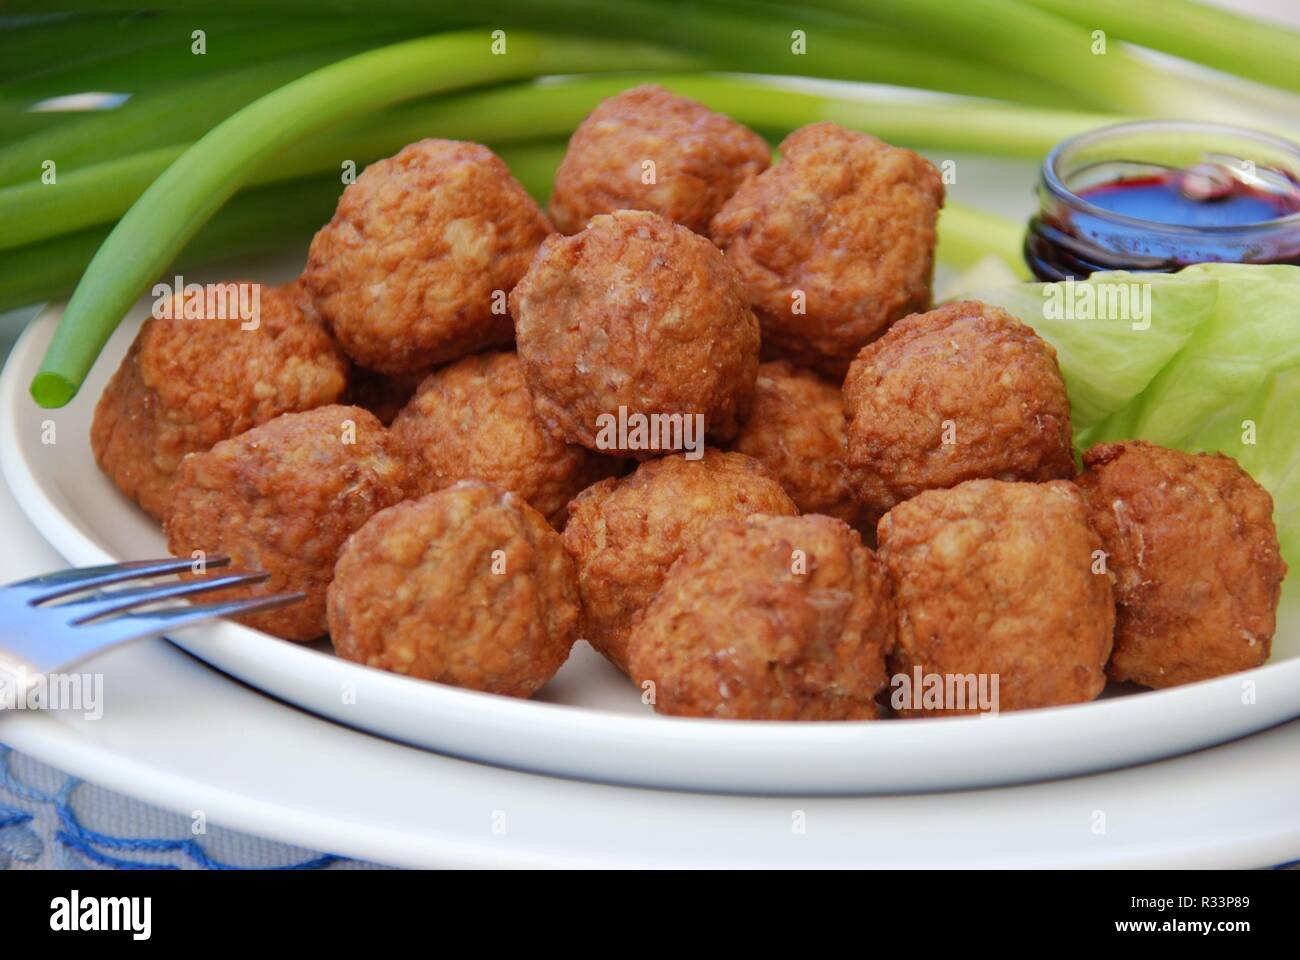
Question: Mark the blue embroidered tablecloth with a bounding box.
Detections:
[0,744,385,870]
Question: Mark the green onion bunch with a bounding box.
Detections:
[2,0,1298,406]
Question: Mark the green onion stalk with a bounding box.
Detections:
[0,74,1121,252]
[0,138,1024,318]
[0,14,473,143]
[0,135,1027,305]
[0,176,351,315]
[9,0,1300,114]
[935,205,1030,280]
[0,0,1089,174]
[0,0,1088,107]
[0,15,429,102]
[0,2,1077,174]
[0,12,209,84]
[1023,0,1300,96]
[0,44,409,185]
[799,0,1287,125]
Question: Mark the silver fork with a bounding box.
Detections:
[0,556,302,700]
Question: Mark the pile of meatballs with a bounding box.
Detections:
[91,85,1287,720]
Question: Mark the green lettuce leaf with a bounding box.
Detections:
[1091,264,1300,567]
[970,262,1300,570]
[970,270,1217,435]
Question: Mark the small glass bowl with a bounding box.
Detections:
[1025,120,1300,280]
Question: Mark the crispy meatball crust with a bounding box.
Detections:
[627,514,894,720]
[548,84,771,235]
[327,483,580,697]
[511,210,760,456]
[562,449,797,673]
[877,479,1114,715]
[843,300,1076,524]
[731,361,870,533]
[164,405,408,641]
[389,351,619,526]
[1076,441,1285,688]
[91,280,348,520]
[709,122,943,374]
[303,139,550,374]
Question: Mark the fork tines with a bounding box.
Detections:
[14,557,302,635]
[15,555,232,602]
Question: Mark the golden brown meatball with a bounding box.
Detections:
[710,122,943,375]
[730,361,869,533]
[563,449,797,672]
[303,139,550,374]
[549,84,771,235]
[1076,441,1286,688]
[843,301,1075,525]
[877,479,1114,715]
[389,351,619,526]
[164,405,408,641]
[91,280,348,520]
[512,210,760,457]
[327,483,580,697]
[627,514,894,720]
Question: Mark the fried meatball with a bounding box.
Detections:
[731,360,869,533]
[389,351,619,526]
[91,280,348,520]
[843,300,1075,525]
[563,449,797,672]
[1076,441,1285,688]
[710,122,943,374]
[164,405,408,641]
[346,365,430,427]
[327,483,580,697]
[511,210,760,456]
[548,84,771,236]
[303,139,550,374]
[877,479,1114,715]
[627,514,894,720]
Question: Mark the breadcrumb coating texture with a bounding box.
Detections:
[512,210,760,456]
[91,279,347,519]
[304,139,550,374]
[549,84,770,235]
[843,300,1075,525]
[1077,440,1285,688]
[562,449,796,672]
[328,483,580,697]
[877,479,1114,715]
[628,513,894,720]
[164,405,408,641]
[389,351,619,526]
[710,122,943,375]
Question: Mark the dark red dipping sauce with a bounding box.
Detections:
[1026,122,1300,280]
[1081,170,1298,226]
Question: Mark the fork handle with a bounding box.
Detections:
[0,649,41,711]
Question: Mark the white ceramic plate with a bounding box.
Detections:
[4,296,1298,795]
[5,422,1297,868]
[8,642,1300,869]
